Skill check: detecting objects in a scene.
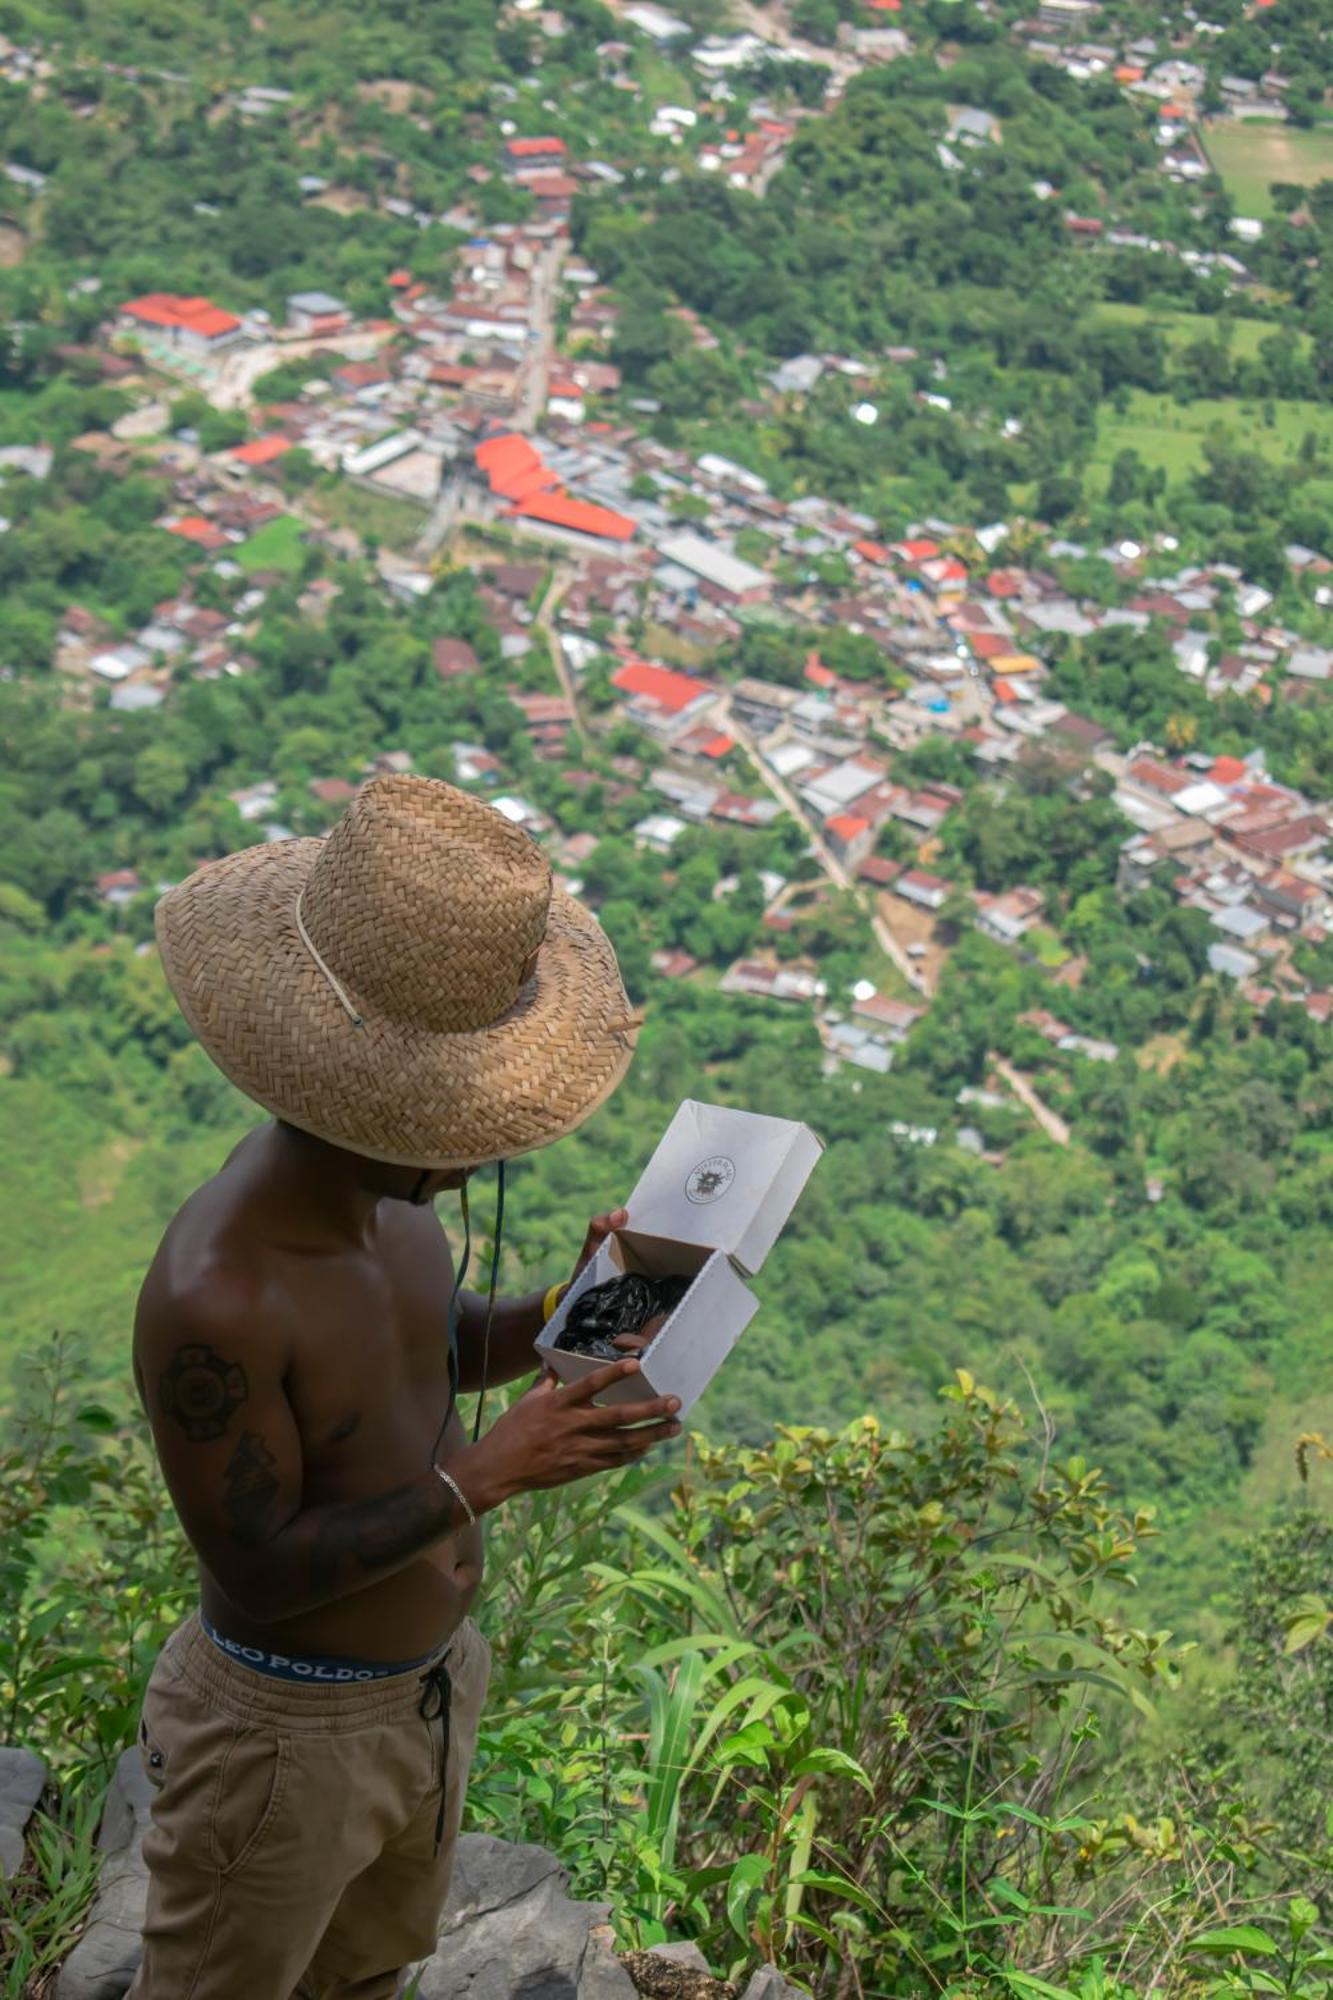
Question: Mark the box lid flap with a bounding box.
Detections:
[625,1098,823,1276]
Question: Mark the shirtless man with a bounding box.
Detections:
[132,774,665,1999]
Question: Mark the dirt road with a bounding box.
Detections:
[718,695,928,994]
[991,1057,1071,1146]
[535,564,589,748]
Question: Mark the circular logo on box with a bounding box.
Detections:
[685,1155,736,1205]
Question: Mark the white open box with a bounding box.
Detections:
[535,1099,823,1415]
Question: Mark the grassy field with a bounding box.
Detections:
[1088,301,1305,361]
[0,1077,259,1394]
[634,47,695,107]
[1028,925,1071,970]
[1203,118,1333,220]
[1090,389,1333,487]
[314,480,425,551]
[235,513,308,573]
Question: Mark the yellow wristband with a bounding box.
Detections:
[542,1281,568,1325]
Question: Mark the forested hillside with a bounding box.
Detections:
[4,571,1331,1624]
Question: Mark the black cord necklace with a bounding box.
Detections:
[427,1158,505,1468]
[473,1158,504,1445]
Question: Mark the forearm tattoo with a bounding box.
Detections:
[223,1431,282,1547]
[159,1344,248,1442]
[308,1480,456,1597]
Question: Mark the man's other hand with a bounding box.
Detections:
[463,1359,680,1507]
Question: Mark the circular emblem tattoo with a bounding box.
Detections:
[160,1345,249,1443]
[684,1156,737,1205]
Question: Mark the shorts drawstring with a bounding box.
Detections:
[418,1655,453,1854]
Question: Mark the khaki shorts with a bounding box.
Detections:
[126,1610,491,2000]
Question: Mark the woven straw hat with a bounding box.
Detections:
[156,774,640,1167]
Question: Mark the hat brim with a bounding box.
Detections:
[155,837,639,1168]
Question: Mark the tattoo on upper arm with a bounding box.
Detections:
[159,1344,249,1443]
[223,1431,282,1547]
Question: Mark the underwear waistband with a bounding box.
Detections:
[200,1612,446,1685]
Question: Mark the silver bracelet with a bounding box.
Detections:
[433,1463,477,1527]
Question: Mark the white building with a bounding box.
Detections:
[655,531,771,604]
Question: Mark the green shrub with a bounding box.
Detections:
[2,1347,1329,1998]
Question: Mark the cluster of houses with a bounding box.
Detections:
[1021,0,1297,125]
[1114,748,1332,1013]
[9,0,1330,1113]
[55,593,260,709]
[1010,4,1302,247]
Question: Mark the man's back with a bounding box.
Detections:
[135,1124,483,1663]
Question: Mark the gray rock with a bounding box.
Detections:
[411,1833,635,2000]
[440,1832,567,1924]
[579,1922,639,2000]
[56,1749,154,2000]
[0,1746,46,1878]
[738,1971,810,2000]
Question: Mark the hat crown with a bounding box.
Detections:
[298,776,551,1034]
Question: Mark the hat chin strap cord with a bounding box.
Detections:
[294,887,364,1028]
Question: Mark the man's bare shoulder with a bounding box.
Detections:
[134,1140,295,1379]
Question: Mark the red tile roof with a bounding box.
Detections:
[507,491,636,541]
[685,729,735,760]
[433,637,480,678]
[652,948,699,979]
[852,539,890,565]
[826,813,871,843]
[969,630,1011,660]
[1127,757,1190,796]
[122,293,241,339]
[230,434,293,467]
[506,136,567,157]
[478,434,634,540]
[612,661,713,713]
[335,361,391,388]
[475,432,560,502]
[165,515,228,547]
[1210,755,1248,785]
[893,538,940,563]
